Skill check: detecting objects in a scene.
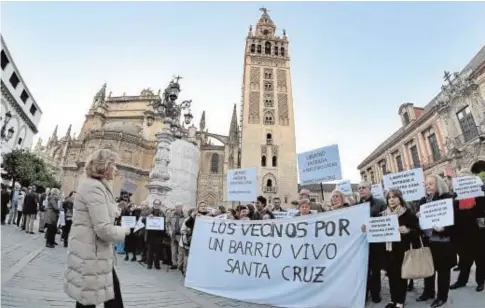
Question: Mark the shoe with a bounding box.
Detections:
[147,265,152,270]
[39,230,44,233]
[131,256,137,262]
[417,294,434,302]
[124,255,129,261]
[407,282,414,292]
[430,299,446,307]
[385,303,396,308]
[170,265,177,270]
[371,296,381,304]
[453,266,460,272]
[54,242,58,246]
[29,232,34,234]
[449,282,466,290]
[45,244,55,248]
[476,284,484,292]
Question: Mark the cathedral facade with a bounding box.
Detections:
[34,9,299,207]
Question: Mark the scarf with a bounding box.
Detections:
[382,205,407,252]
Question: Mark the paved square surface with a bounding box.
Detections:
[1,224,483,307]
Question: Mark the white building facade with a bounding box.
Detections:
[1,35,43,166]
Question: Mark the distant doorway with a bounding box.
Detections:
[471,160,485,174]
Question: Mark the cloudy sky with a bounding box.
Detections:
[2,1,484,182]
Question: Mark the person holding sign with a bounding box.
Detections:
[382,189,420,308]
[293,198,313,216]
[64,149,131,308]
[358,181,387,303]
[143,202,166,270]
[416,174,457,308]
[324,189,351,212]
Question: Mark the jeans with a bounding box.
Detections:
[8,203,17,224]
[25,214,36,233]
[75,269,123,308]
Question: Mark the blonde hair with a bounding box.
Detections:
[50,188,61,197]
[85,149,119,179]
[330,189,349,205]
[426,174,449,196]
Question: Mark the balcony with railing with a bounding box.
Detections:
[263,186,277,193]
[423,150,447,170]
[454,125,484,147]
[266,139,273,145]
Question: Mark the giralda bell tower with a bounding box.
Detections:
[239,8,298,206]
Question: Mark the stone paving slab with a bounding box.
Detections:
[1,224,484,308]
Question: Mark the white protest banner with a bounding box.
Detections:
[453,176,484,200]
[146,216,165,230]
[185,203,370,308]
[336,180,352,195]
[121,216,136,228]
[383,168,425,201]
[298,144,342,185]
[134,219,145,232]
[367,216,401,243]
[371,184,384,200]
[419,198,454,230]
[227,168,257,202]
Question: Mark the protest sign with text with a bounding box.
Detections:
[452,176,484,200]
[146,216,165,230]
[367,215,401,243]
[121,216,136,228]
[419,198,454,230]
[383,168,425,201]
[371,184,384,200]
[134,219,145,232]
[297,145,342,185]
[184,204,370,308]
[336,180,352,195]
[226,168,258,202]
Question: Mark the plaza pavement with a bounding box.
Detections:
[1,224,483,308]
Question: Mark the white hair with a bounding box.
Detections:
[426,174,449,196]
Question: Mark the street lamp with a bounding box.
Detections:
[1,111,15,142]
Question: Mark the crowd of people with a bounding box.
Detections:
[1,147,484,308]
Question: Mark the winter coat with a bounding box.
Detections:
[64,177,126,306]
[45,196,60,225]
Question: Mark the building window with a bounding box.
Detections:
[20,90,29,103]
[380,161,387,175]
[266,179,272,187]
[370,171,375,184]
[210,153,219,173]
[264,98,273,107]
[9,72,20,89]
[456,106,479,143]
[427,133,441,162]
[409,145,420,168]
[264,71,272,79]
[29,104,37,116]
[274,46,279,56]
[17,137,23,146]
[364,174,368,182]
[257,45,262,54]
[1,50,9,70]
[264,81,273,92]
[261,155,267,167]
[403,112,410,126]
[250,44,255,53]
[266,133,272,145]
[264,42,271,55]
[272,155,277,167]
[395,155,404,172]
[280,47,285,56]
[264,112,274,125]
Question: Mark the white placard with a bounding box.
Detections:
[371,184,384,200]
[383,168,425,201]
[146,216,165,230]
[453,176,484,200]
[367,215,401,243]
[134,219,145,232]
[272,211,291,219]
[297,144,342,185]
[336,180,352,195]
[226,168,258,202]
[121,216,136,228]
[419,198,454,229]
[184,204,370,308]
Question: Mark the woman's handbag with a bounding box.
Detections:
[401,236,434,279]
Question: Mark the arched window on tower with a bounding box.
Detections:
[280,47,285,56]
[266,133,272,145]
[274,46,279,56]
[266,179,273,187]
[261,155,267,167]
[257,45,262,54]
[264,111,274,125]
[210,153,219,173]
[265,42,271,55]
[272,155,277,167]
[250,44,255,53]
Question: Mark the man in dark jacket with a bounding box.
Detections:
[38,188,49,233]
[358,181,387,303]
[1,184,10,224]
[22,186,39,234]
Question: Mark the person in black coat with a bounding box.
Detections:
[144,203,166,270]
[381,188,421,308]
[1,185,10,224]
[358,181,387,303]
[416,174,458,308]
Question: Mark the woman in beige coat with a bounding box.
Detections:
[64,149,130,308]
